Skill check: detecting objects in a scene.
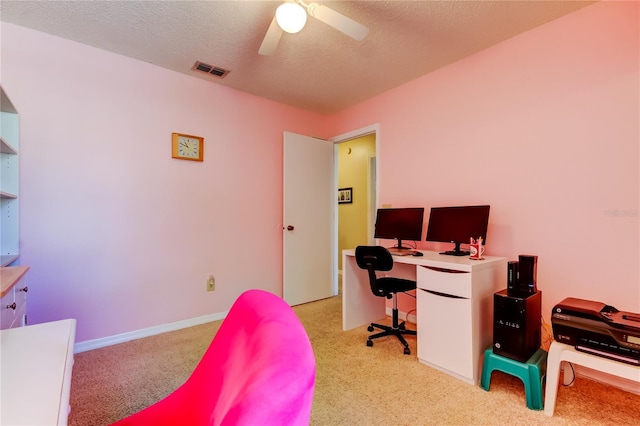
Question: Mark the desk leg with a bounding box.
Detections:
[544,341,563,416]
[342,252,385,331]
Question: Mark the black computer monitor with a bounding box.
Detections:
[425,205,490,256]
[374,207,424,252]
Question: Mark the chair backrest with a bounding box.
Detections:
[112,289,316,426]
[355,246,394,298]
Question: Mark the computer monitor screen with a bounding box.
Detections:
[425,205,490,256]
[374,207,424,252]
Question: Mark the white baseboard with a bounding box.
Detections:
[74,310,228,353]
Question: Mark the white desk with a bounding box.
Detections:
[343,249,506,384]
[1,319,77,425]
[544,341,640,416]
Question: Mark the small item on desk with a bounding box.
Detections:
[412,251,424,257]
[469,237,485,260]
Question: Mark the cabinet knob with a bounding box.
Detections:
[19,286,28,293]
[286,225,295,231]
[5,302,17,310]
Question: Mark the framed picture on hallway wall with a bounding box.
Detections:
[338,187,352,204]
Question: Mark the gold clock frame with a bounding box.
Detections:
[171,132,204,162]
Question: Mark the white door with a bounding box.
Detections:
[283,131,335,305]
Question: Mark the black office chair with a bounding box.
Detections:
[355,245,417,355]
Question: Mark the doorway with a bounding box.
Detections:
[332,124,379,294]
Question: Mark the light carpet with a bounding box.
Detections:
[69,294,639,425]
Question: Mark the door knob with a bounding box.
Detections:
[286,225,294,231]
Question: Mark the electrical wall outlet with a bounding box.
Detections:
[207,275,215,292]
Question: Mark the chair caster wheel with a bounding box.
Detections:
[368,325,374,332]
[366,340,373,347]
[404,347,410,355]
[399,323,406,330]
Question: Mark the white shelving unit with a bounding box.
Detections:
[1,87,20,267]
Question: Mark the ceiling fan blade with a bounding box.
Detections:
[259,16,283,56]
[308,3,369,41]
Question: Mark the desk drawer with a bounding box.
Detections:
[417,265,471,298]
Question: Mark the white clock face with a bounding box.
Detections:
[178,136,200,158]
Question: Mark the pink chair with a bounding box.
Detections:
[111,289,316,426]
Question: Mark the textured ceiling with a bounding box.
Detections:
[0,0,595,114]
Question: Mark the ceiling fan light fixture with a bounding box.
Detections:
[275,2,307,34]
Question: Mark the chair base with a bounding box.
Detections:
[367,321,417,355]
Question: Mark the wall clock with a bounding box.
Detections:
[172,132,204,161]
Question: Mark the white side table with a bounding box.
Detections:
[544,340,640,416]
[0,319,76,425]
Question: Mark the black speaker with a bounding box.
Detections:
[493,289,541,362]
[518,255,538,294]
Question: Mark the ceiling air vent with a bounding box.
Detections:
[192,61,230,78]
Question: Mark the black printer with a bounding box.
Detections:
[551,297,640,366]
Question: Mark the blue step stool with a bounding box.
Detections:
[480,347,548,410]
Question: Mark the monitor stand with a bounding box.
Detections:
[388,247,413,256]
[388,239,414,255]
[440,242,470,256]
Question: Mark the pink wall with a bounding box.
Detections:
[1,1,637,344]
[1,23,328,342]
[329,1,639,319]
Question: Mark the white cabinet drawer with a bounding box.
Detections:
[417,288,473,381]
[14,282,27,326]
[417,265,471,298]
[0,267,28,329]
[1,287,16,329]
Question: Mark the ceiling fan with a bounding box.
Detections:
[258,0,369,56]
